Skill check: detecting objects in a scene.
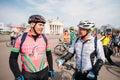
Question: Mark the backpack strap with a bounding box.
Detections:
[94,37,97,56]
[75,37,80,44]
[20,32,27,53]
[73,37,80,53]
[13,34,21,47]
[19,33,48,53]
[90,37,98,68]
[74,37,97,53]
[101,36,106,41]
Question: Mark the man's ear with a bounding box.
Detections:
[30,22,35,27]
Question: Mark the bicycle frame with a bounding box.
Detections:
[54,39,70,56]
[59,39,70,49]
[63,63,77,80]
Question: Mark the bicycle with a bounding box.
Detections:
[62,63,76,80]
[54,39,70,56]
[6,39,15,47]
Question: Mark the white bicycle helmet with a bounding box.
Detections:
[77,20,95,30]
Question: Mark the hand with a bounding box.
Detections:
[49,70,54,78]
[118,42,120,46]
[16,75,24,80]
[56,59,65,67]
[87,70,95,79]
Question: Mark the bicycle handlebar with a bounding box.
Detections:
[63,63,76,71]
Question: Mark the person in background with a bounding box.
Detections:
[57,20,105,80]
[10,31,17,45]
[9,15,54,80]
[113,31,120,56]
[63,30,70,43]
[100,32,116,66]
[69,26,76,45]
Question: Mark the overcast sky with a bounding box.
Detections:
[0,0,120,28]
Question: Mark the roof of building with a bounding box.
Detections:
[48,19,63,25]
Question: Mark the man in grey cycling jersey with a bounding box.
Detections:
[57,20,105,80]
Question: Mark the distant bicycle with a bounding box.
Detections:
[6,39,15,47]
[54,39,70,56]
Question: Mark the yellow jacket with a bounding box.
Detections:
[101,36,110,46]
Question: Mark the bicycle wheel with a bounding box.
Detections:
[54,45,66,56]
[61,70,73,80]
[72,72,76,80]
[6,41,12,47]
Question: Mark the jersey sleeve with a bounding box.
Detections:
[96,39,106,62]
[46,37,51,52]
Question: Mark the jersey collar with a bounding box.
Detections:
[27,30,42,38]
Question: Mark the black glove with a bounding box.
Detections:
[93,59,103,75]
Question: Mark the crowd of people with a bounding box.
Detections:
[9,14,120,80]
[100,31,120,66]
[63,27,76,45]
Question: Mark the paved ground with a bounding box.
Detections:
[0,34,120,80]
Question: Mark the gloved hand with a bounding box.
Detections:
[87,70,95,79]
[16,75,24,80]
[49,70,54,78]
[56,59,65,66]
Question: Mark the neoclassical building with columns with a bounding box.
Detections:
[44,19,64,34]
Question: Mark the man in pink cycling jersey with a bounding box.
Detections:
[9,15,54,80]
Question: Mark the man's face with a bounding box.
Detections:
[78,27,88,37]
[31,22,44,34]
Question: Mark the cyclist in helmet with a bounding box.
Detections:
[63,30,70,43]
[69,26,76,45]
[101,31,120,67]
[57,20,105,80]
[9,15,54,80]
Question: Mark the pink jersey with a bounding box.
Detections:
[14,31,50,72]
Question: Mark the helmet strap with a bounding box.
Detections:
[81,31,89,39]
[33,23,39,36]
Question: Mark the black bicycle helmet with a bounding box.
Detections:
[28,15,46,24]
